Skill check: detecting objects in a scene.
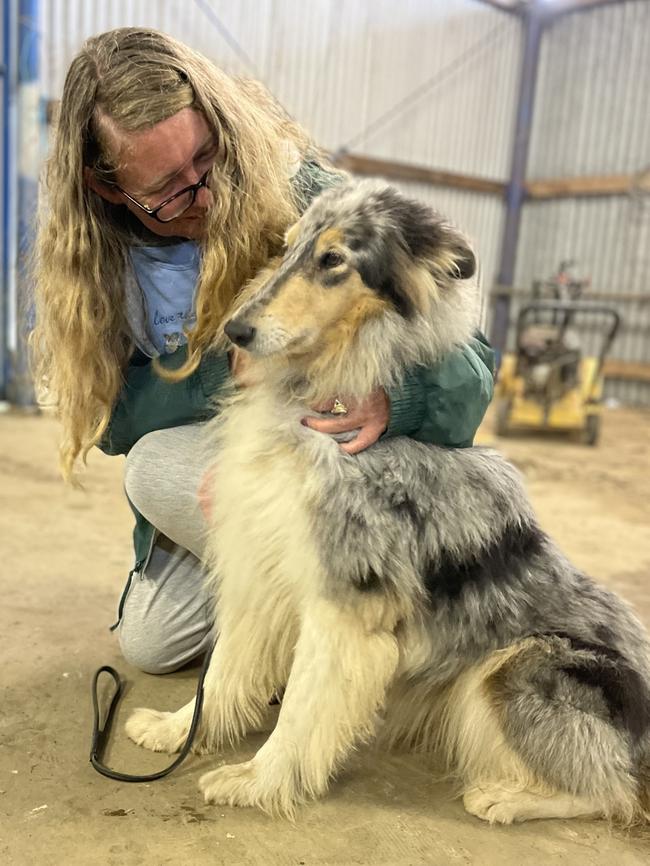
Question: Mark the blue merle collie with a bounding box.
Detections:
[126,180,650,823]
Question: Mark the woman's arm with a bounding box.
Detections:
[304,333,495,451]
[384,333,495,447]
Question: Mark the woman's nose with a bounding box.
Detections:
[195,185,213,209]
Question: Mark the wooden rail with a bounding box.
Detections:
[331,152,506,196]
[602,360,650,383]
[525,174,634,199]
[332,150,648,202]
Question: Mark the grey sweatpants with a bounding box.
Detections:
[118,424,214,674]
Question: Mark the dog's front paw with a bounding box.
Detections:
[199,760,298,817]
[125,707,191,754]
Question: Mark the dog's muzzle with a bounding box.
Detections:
[224,319,256,348]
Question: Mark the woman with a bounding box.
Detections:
[32,28,495,674]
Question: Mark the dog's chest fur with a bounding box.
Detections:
[208,382,530,617]
[207,387,329,604]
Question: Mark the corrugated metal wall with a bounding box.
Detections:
[40,0,520,175]
[528,1,650,178]
[33,0,650,405]
[516,0,650,405]
[38,0,520,303]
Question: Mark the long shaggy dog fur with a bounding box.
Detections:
[126,180,650,823]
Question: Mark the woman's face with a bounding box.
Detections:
[91,107,217,240]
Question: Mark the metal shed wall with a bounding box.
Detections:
[39,0,521,294]
[516,0,650,405]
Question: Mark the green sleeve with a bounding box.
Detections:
[384,333,495,448]
[98,345,231,456]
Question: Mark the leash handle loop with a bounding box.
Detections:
[89,645,213,783]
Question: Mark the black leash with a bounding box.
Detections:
[89,644,214,783]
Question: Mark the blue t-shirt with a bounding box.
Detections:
[129,241,200,355]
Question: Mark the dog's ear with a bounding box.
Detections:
[450,245,476,280]
[388,193,476,281]
[441,240,476,281]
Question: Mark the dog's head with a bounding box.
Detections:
[224,180,478,386]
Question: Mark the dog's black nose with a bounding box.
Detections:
[224,320,256,347]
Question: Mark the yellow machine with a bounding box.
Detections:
[495,301,620,446]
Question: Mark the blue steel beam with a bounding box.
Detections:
[1,0,16,399]
[9,0,39,406]
[490,8,545,358]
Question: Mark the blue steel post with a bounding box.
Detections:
[1,0,17,400]
[490,9,545,362]
[9,0,39,406]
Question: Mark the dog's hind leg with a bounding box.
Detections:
[199,595,400,816]
[445,636,649,824]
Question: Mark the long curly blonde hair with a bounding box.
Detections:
[32,27,318,479]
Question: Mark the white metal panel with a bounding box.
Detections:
[528,0,650,179]
[38,0,515,295]
[40,0,520,180]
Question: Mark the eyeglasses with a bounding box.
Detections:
[112,169,211,223]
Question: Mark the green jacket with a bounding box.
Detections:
[99,335,495,572]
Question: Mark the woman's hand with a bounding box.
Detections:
[229,346,389,453]
[302,389,390,454]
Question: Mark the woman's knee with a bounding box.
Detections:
[123,428,209,558]
[117,616,209,675]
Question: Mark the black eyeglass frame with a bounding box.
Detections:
[111,169,211,223]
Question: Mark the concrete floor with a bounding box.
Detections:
[2,406,650,865]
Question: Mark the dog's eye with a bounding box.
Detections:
[319,251,345,269]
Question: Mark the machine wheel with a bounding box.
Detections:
[495,399,512,437]
[583,413,601,446]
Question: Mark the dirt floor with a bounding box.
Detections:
[1,404,650,865]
